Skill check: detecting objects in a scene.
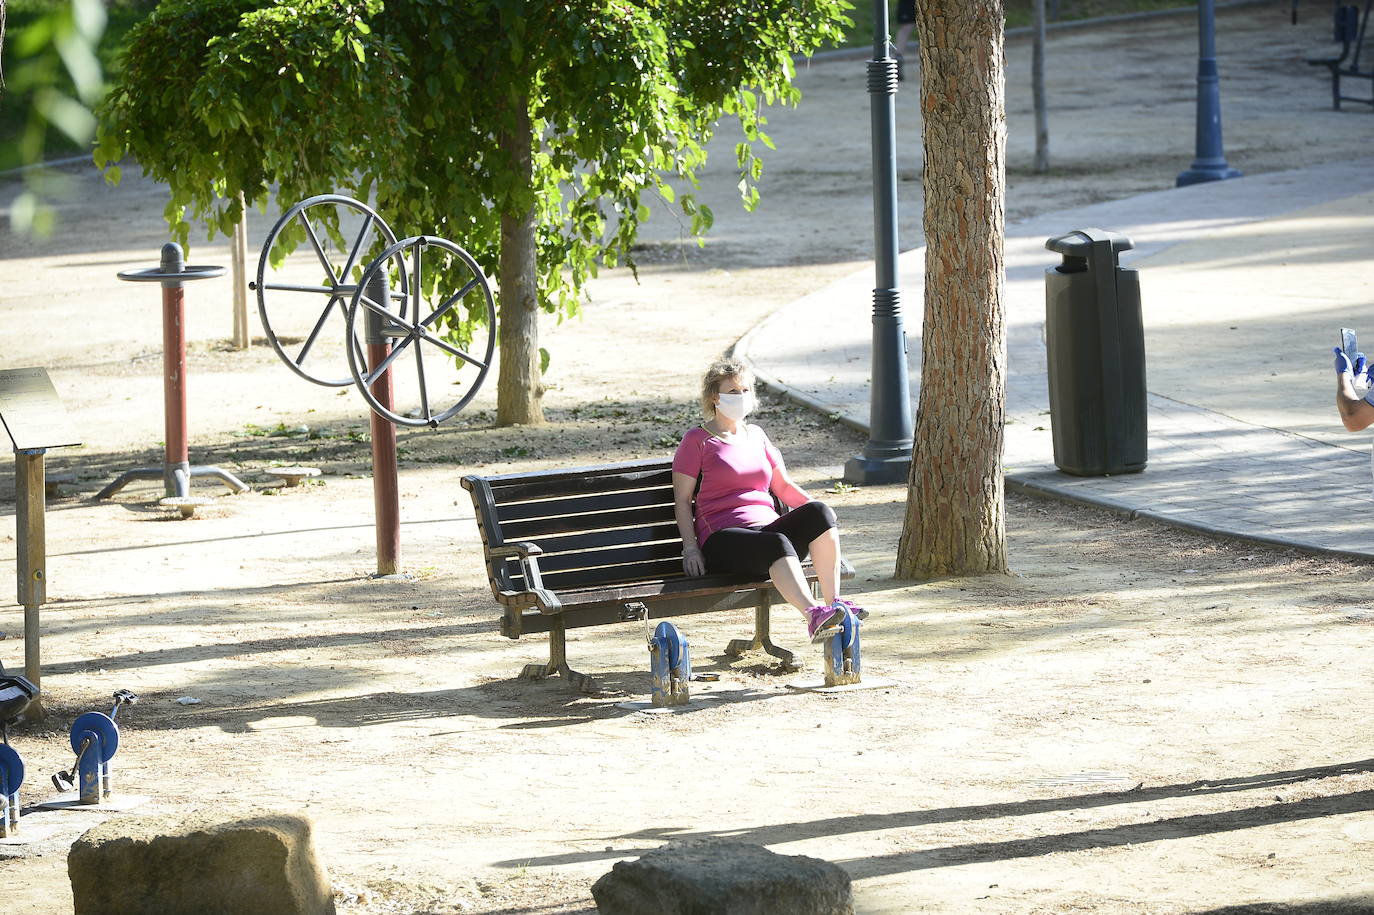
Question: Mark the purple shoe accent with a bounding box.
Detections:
[806,605,846,643]
[833,598,868,621]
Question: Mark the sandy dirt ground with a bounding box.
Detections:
[4,7,1374,913]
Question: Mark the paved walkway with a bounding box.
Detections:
[739,158,1374,560]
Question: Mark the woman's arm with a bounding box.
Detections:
[672,471,706,576]
[769,465,812,509]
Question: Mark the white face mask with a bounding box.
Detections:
[715,391,753,422]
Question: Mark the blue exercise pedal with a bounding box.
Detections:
[787,607,896,693]
[65,711,118,804]
[0,744,23,837]
[649,621,692,707]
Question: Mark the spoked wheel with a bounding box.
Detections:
[346,236,497,428]
[255,194,409,387]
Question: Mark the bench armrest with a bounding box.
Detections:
[487,542,563,613]
[488,541,543,559]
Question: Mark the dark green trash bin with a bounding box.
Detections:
[1044,227,1146,476]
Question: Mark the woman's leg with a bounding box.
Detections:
[768,555,819,616]
[806,526,842,605]
[762,501,842,603]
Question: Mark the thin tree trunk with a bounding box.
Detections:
[1032,0,1050,173]
[496,102,545,426]
[231,191,251,350]
[895,0,1008,579]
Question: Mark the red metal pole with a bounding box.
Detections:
[162,282,189,470]
[159,243,190,497]
[367,345,401,576]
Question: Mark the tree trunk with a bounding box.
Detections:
[1032,0,1050,173]
[895,0,1009,579]
[496,102,545,426]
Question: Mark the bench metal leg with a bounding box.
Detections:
[724,596,799,671]
[519,619,596,694]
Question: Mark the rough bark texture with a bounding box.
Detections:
[496,102,545,426]
[896,0,1009,578]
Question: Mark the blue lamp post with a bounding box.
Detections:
[1177,0,1242,186]
[844,0,914,484]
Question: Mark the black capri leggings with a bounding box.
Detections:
[701,501,838,580]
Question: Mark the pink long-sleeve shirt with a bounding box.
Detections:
[672,425,783,547]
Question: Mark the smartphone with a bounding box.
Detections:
[1342,327,1359,361]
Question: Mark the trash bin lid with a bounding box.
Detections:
[1045,227,1134,259]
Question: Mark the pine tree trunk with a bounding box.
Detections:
[895,0,1009,579]
[496,102,545,426]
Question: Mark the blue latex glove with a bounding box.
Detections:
[1336,346,1361,376]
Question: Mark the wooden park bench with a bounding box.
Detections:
[461,458,855,693]
[1308,0,1374,110]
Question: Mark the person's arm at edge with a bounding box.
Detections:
[1336,372,1374,431]
[1335,347,1374,431]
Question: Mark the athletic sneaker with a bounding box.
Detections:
[806,605,846,643]
[832,598,868,621]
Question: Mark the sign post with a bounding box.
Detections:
[1,367,82,718]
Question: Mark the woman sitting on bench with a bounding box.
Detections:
[672,358,865,644]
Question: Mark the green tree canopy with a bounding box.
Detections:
[96,0,851,422]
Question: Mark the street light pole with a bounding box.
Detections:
[844,0,914,485]
[1177,0,1242,186]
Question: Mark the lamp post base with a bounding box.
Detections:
[843,453,911,486]
[1176,164,1242,187]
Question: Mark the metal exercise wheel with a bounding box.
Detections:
[70,711,119,763]
[0,744,22,795]
[345,235,497,428]
[254,194,409,387]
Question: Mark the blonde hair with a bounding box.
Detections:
[699,359,753,419]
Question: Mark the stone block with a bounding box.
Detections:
[591,839,852,915]
[68,808,335,915]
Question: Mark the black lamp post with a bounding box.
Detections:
[1177,0,1242,186]
[844,0,914,485]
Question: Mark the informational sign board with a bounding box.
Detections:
[0,368,81,452]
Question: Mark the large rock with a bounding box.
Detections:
[68,807,335,915]
[591,839,852,915]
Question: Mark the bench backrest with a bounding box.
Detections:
[463,459,688,596]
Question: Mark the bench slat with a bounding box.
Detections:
[495,486,671,523]
[486,467,674,504]
[528,522,682,556]
[533,557,688,592]
[498,558,854,611]
[516,540,685,577]
[502,503,677,540]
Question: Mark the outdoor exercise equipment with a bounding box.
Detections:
[251,194,497,575]
[0,670,38,837]
[648,621,692,708]
[0,744,22,838]
[51,690,137,805]
[1,368,82,714]
[97,243,249,501]
[821,609,862,688]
